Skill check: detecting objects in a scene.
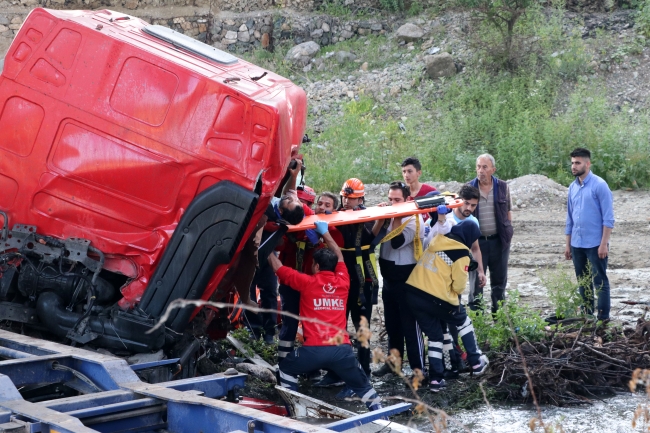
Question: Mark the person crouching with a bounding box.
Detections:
[268,221,382,411]
[405,220,489,392]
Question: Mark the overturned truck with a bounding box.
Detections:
[0,8,306,361]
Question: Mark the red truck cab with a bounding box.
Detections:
[0,8,306,352]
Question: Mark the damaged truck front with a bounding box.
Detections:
[0,9,306,359]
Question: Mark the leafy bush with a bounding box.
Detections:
[319,0,352,17]
[229,328,278,365]
[540,265,585,320]
[469,291,547,351]
[379,0,405,12]
[459,0,542,70]
[636,0,650,37]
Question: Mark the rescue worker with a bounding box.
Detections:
[269,221,382,412]
[371,181,425,378]
[274,161,320,360]
[297,185,317,209]
[337,179,378,375]
[314,179,376,394]
[405,220,489,392]
[315,192,339,215]
[245,161,307,343]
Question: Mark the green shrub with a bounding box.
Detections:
[469,291,547,351]
[541,265,585,320]
[636,0,650,37]
[379,0,405,12]
[319,0,352,17]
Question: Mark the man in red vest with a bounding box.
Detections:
[269,221,382,412]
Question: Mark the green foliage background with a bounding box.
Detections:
[241,5,650,194]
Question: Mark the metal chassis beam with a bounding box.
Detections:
[0,330,408,433]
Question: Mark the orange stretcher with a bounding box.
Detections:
[286,196,463,232]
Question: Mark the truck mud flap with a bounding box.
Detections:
[138,180,258,332]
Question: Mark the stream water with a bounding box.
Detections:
[416,393,647,433]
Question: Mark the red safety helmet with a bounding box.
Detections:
[297,185,316,205]
[340,178,365,198]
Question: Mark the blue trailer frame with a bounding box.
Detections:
[0,330,410,433]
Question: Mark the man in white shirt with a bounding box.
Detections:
[371,182,426,377]
[451,185,486,310]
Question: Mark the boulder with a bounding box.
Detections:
[285,41,320,65]
[235,363,277,384]
[261,33,271,48]
[425,53,456,79]
[396,23,424,42]
[335,50,357,63]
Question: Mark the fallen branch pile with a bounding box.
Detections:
[483,318,650,406]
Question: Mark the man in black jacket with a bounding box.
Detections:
[468,154,514,314]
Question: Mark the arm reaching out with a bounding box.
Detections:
[268,252,283,273]
[323,232,344,262]
[282,158,302,196]
[315,220,344,262]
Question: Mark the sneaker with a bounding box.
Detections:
[429,379,447,392]
[471,355,489,376]
[368,402,383,411]
[335,386,356,400]
[372,363,395,377]
[314,375,345,388]
[443,369,459,380]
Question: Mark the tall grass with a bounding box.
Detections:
[303,68,650,193]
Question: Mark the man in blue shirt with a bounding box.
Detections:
[565,148,615,320]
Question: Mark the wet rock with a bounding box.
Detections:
[235,363,277,384]
[286,41,320,65]
[396,23,425,42]
[425,53,457,79]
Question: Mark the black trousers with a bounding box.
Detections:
[245,264,278,338]
[277,283,300,360]
[278,344,381,410]
[406,286,483,382]
[346,279,373,375]
[382,278,424,371]
[474,236,510,314]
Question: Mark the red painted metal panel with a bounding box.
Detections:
[0,8,307,314]
[0,96,44,156]
[0,9,306,312]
